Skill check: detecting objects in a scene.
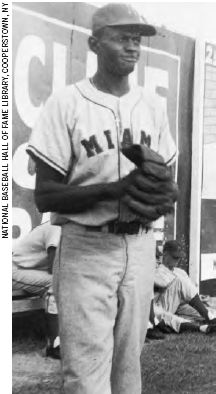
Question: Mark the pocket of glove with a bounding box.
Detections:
[126,184,174,205]
[122,170,178,203]
[122,144,165,167]
[120,144,178,221]
[141,161,172,182]
[122,195,174,221]
[132,172,178,198]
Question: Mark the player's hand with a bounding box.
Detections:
[117,144,179,222]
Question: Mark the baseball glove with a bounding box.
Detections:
[120,144,178,223]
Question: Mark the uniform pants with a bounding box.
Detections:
[12,263,57,314]
[12,262,52,296]
[154,275,197,332]
[53,222,155,394]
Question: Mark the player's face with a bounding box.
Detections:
[163,253,180,270]
[96,26,141,76]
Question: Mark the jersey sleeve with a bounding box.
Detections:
[44,224,61,251]
[26,91,74,176]
[154,264,176,288]
[157,103,177,166]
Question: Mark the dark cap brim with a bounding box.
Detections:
[106,22,157,36]
[171,253,182,259]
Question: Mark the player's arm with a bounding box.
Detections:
[154,264,175,290]
[35,158,128,214]
[47,246,57,274]
[168,162,176,181]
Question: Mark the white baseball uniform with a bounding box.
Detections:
[154,265,198,332]
[12,222,61,303]
[27,78,176,226]
[13,222,61,270]
[27,78,176,394]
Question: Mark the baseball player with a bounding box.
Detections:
[12,222,61,359]
[153,240,216,334]
[27,3,178,393]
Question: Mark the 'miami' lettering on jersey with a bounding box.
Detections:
[104,130,115,149]
[81,135,103,157]
[81,129,151,156]
[140,131,151,147]
[122,129,133,147]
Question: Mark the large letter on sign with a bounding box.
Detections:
[13,143,35,189]
[12,207,32,247]
[14,35,45,128]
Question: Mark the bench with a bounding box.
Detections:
[12,290,45,314]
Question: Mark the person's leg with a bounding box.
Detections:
[165,275,214,322]
[53,223,128,394]
[179,322,200,333]
[45,289,60,359]
[176,303,204,322]
[12,265,60,358]
[179,321,216,334]
[12,264,52,295]
[154,304,189,333]
[155,275,197,315]
[111,230,155,394]
[189,294,210,321]
[146,299,165,340]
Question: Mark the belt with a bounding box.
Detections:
[85,221,151,235]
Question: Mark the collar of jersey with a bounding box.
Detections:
[75,78,143,114]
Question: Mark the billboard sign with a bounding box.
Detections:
[190,41,216,295]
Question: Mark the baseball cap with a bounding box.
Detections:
[163,240,182,259]
[92,3,156,37]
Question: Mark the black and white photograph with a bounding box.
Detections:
[2,0,216,392]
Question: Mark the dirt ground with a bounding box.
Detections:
[12,312,216,394]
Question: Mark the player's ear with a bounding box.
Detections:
[88,35,100,54]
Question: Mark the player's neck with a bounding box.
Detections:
[91,71,130,97]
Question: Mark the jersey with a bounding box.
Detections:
[154,265,195,290]
[27,78,177,226]
[173,267,189,280]
[12,223,61,270]
[154,263,176,289]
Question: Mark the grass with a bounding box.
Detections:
[13,314,216,394]
[141,334,216,393]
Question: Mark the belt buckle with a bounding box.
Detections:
[127,221,139,235]
[112,221,140,235]
[112,221,121,234]
[108,221,122,234]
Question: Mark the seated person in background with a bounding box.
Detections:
[153,240,216,335]
[145,298,166,341]
[12,222,61,359]
[146,246,172,341]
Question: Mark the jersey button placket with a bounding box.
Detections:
[116,101,124,223]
